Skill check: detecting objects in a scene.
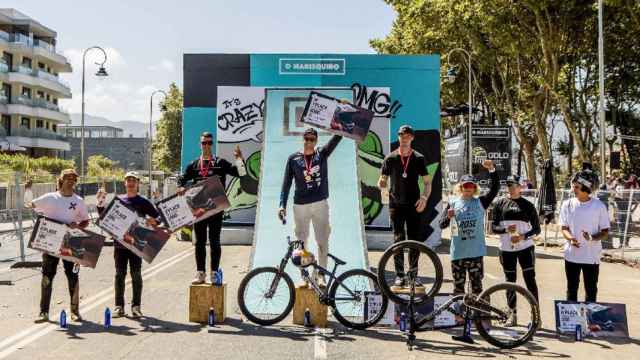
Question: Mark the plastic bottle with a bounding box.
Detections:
[304,308,311,327]
[217,268,224,286]
[208,307,216,327]
[104,307,111,328]
[59,310,67,329]
[399,312,407,332]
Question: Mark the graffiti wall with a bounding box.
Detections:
[183,54,441,240]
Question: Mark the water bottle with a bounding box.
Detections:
[236,158,247,177]
[575,324,583,341]
[104,307,111,328]
[380,187,389,205]
[59,310,67,329]
[208,307,216,327]
[216,268,224,286]
[304,308,311,327]
[465,318,472,338]
[399,312,407,332]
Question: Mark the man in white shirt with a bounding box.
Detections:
[30,169,90,323]
[559,168,610,302]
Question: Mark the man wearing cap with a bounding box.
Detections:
[560,168,610,302]
[279,129,342,287]
[98,171,161,318]
[30,169,89,323]
[377,125,432,287]
[492,175,541,326]
[178,131,245,285]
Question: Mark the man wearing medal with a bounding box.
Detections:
[378,125,431,287]
[178,132,245,285]
[279,128,342,287]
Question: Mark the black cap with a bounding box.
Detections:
[303,128,318,137]
[460,174,476,184]
[397,125,414,136]
[506,175,522,185]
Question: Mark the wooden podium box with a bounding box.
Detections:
[292,285,328,328]
[189,283,226,323]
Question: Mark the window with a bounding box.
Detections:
[2,83,10,102]
[36,120,44,128]
[1,115,10,136]
[21,57,32,68]
[21,117,30,129]
[38,62,45,70]
[52,124,57,132]
[37,91,45,99]
[21,87,31,98]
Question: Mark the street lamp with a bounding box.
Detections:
[598,0,606,178]
[445,48,474,175]
[80,46,108,181]
[148,89,168,197]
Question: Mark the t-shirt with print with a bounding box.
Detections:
[491,196,541,252]
[32,191,89,225]
[559,197,610,264]
[381,149,428,208]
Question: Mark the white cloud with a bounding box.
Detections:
[148,59,175,72]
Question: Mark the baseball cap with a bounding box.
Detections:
[60,168,79,178]
[124,171,140,180]
[506,175,523,186]
[303,128,318,138]
[460,174,476,184]
[397,125,415,136]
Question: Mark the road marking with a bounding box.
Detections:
[0,247,193,359]
[314,327,327,359]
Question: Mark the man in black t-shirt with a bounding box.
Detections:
[378,125,431,287]
[279,128,342,287]
[178,131,245,285]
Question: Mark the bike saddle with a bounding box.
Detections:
[328,253,346,266]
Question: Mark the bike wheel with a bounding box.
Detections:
[474,282,540,349]
[237,267,295,326]
[377,240,443,305]
[330,269,388,330]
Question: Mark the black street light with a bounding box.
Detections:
[80,46,108,180]
[148,89,168,197]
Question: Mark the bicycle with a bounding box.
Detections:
[377,240,540,350]
[237,234,388,330]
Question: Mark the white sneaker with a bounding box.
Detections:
[131,306,143,318]
[210,271,217,285]
[112,306,125,318]
[192,271,206,285]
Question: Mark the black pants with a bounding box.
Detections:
[390,205,423,277]
[565,260,600,302]
[40,253,79,314]
[500,246,539,309]
[194,213,224,272]
[451,257,484,295]
[114,247,143,307]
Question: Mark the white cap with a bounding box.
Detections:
[124,171,140,180]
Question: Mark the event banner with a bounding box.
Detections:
[28,216,105,268]
[98,198,138,240]
[393,294,464,329]
[471,126,512,187]
[443,134,466,186]
[118,219,171,264]
[300,91,374,143]
[555,301,629,338]
[158,176,230,231]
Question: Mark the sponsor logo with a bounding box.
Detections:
[279,58,346,75]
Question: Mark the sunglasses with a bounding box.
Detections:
[201,141,213,145]
[462,182,477,190]
[303,137,317,142]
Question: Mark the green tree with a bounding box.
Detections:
[152,83,183,173]
[86,154,124,178]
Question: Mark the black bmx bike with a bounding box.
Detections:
[238,236,388,329]
[377,240,540,350]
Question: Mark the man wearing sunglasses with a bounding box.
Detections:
[377,125,431,288]
[279,128,342,287]
[178,132,245,285]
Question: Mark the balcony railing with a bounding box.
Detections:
[0,94,7,104]
[0,30,9,42]
[34,39,56,53]
[12,96,67,114]
[0,61,8,73]
[35,70,71,89]
[10,33,33,46]
[10,126,68,142]
[16,65,35,75]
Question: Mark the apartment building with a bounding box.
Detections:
[0,8,72,157]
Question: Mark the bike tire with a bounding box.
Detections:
[237,267,295,326]
[376,240,443,305]
[329,269,389,330]
[474,282,540,349]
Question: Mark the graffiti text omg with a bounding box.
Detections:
[351,83,402,118]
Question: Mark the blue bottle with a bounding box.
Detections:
[465,318,472,337]
[218,268,224,285]
[59,310,67,329]
[104,307,111,328]
[208,307,215,327]
[304,308,311,327]
[575,324,583,341]
[399,312,407,332]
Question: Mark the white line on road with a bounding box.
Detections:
[0,247,194,359]
[314,327,327,359]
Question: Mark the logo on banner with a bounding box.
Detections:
[279,58,346,75]
[472,146,488,164]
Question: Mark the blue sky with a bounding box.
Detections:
[4,1,396,123]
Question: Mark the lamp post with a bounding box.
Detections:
[445,48,473,175]
[598,0,606,178]
[80,46,108,181]
[148,89,167,197]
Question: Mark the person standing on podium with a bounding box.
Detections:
[178,131,245,285]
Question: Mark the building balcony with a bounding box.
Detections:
[0,33,71,71]
[2,96,71,123]
[0,65,71,98]
[1,126,70,151]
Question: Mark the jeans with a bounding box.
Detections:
[565,260,600,302]
[194,213,224,272]
[40,253,79,314]
[390,204,423,277]
[114,247,143,307]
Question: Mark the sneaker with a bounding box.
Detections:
[35,312,49,323]
[192,271,206,285]
[70,311,83,322]
[131,306,143,318]
[506,311,517,327]
[112,306,126,318]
